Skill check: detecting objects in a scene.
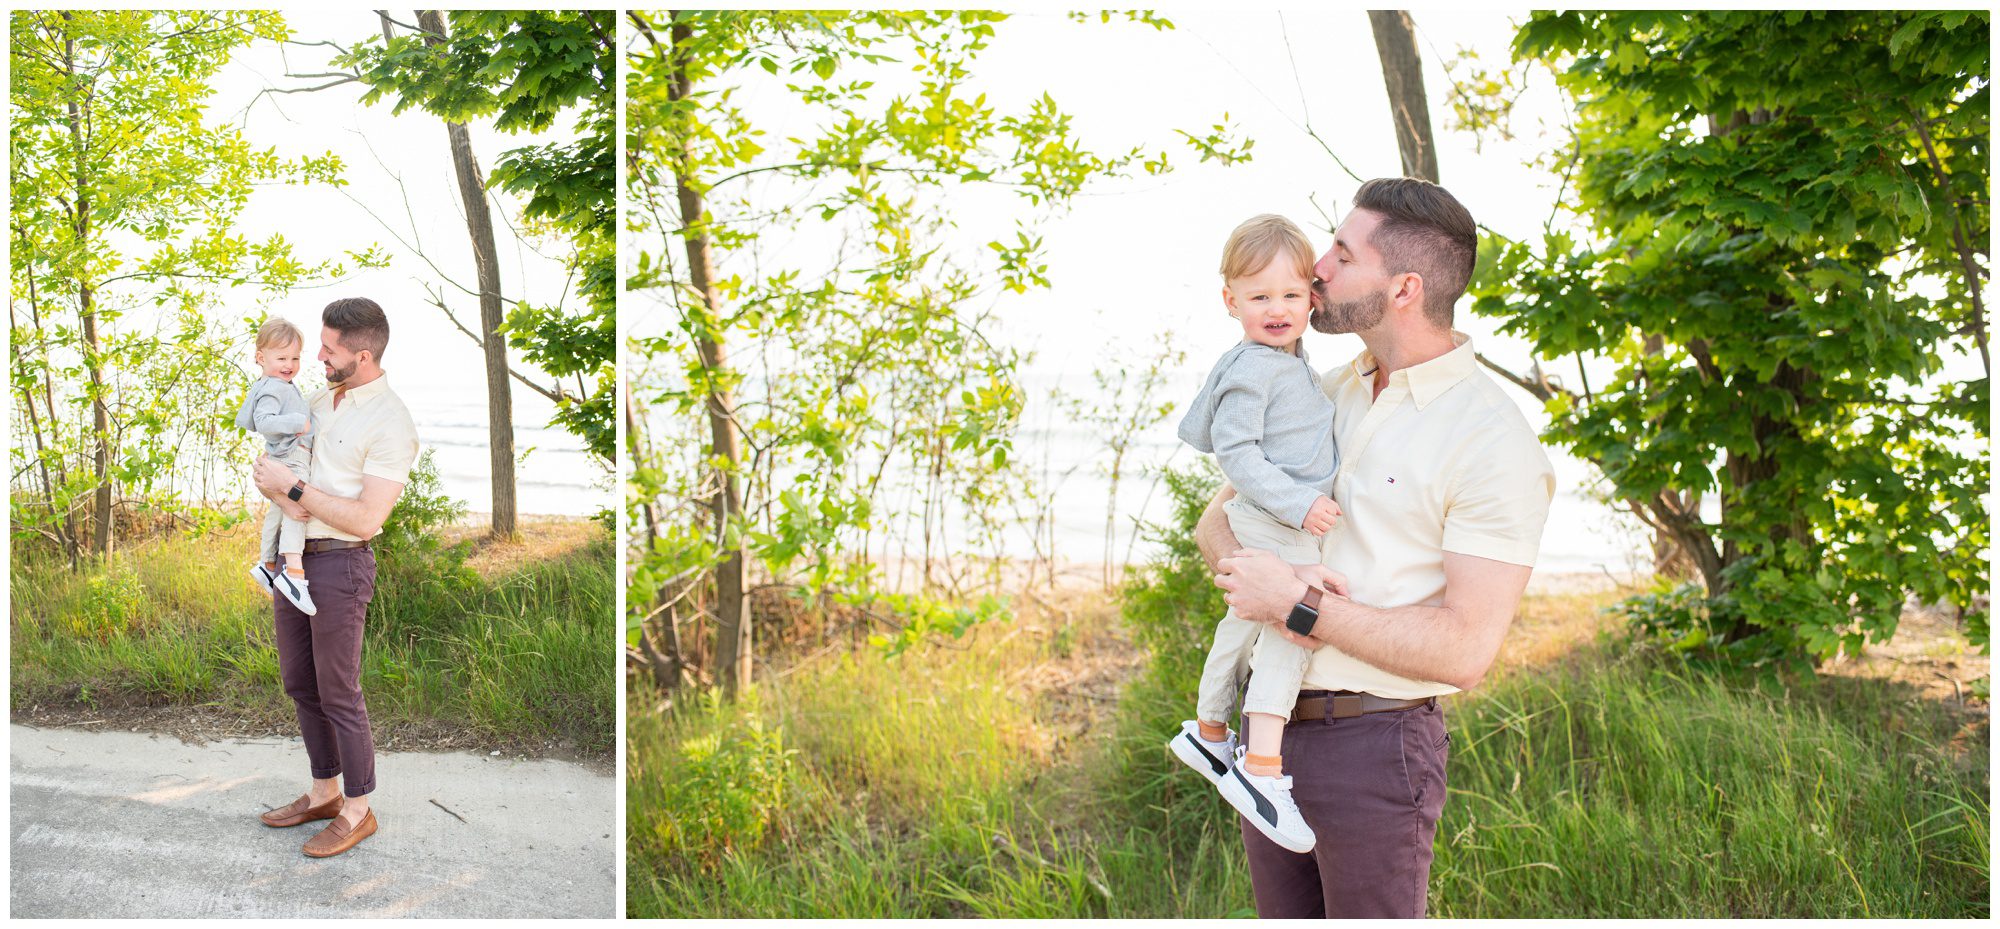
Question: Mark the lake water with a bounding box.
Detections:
[984,364,1652,578]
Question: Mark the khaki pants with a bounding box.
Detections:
[257,444,312,563]
[1195,497,1323,723]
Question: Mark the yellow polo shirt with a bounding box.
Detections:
[1254,331,1556,699]
[303,373,420,541]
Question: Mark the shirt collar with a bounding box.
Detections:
[1348,330,1477,411]
[332,371,392,406]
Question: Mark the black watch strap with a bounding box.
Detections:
[1285,585,1324,637]
[286,480,305,502]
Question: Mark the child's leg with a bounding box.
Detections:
[279,517,306,578]
[1195,610,1262,733]
[1217,497,1323,776]
[260,504,284,571]
[1239,626,1314,776]
[275,447,312,577]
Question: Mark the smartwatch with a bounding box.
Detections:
[287,480,306,502]
[1285,584,1324,637]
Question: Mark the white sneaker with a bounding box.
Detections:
[248,563,278,598]
[1219,748,1317,853]
[1168,720,1238,786]
[273,570,318,616]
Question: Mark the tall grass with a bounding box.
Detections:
[1431,653,1989,917]
[628,461,1987,917]
[11,519,615,753]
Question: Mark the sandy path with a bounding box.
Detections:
[9,724,615,918]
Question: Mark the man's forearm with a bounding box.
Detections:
[298,484,381,539]
[1308,597,1488,690]
[1195,484,1239,572]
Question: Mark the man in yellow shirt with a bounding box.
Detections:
[250,297,420,859]
[1203,178,1556,917]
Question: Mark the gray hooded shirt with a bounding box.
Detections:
[235,376,313,457]
[1176,340,1338,529]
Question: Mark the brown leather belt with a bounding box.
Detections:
[302,538,371,554]
[1290,690,1436,722]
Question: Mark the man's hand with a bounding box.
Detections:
[1303,495,1341,536]
[251,456,311,520]
[1292,562,1350,599]
[1215,547,1311,625]
[252,455,297,496]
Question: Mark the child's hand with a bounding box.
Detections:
[296,420,311,436]
[1303,495,1341,536]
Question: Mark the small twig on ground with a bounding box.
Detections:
[44,745,64,753]
[429,798,469,824]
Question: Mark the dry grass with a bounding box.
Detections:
[443,514,604,579]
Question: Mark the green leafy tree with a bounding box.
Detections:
[1470,10,1989,659]
[338,9,616,480]
[626,10,1248,696]
[10,10,356,560]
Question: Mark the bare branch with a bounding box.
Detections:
[265,76,358,94]
[418,285,565,403]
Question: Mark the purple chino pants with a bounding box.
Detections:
[1240,697,1450,918]
[273,546,378,797]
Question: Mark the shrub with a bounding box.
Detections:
[371,451,477,638]
[68,560,146,642]
[647,696,795,867]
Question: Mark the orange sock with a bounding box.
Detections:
[1197,721,1229,743]
[1243,752,1284,778]
[285,567,305,578]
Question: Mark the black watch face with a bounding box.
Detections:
[1286,604,1318,636]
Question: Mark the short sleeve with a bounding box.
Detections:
[1441,429,1556,566]
[362,406,420,485]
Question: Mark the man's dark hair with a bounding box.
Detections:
[1351,177,1478,328]
[322,297,390,361]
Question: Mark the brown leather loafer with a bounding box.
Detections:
[261,793,342,828]
[303,810,377,858]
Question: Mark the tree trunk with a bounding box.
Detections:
[15,238,82,564]
[625,377,684,692]
[417,10,517,539]
[670,18,752,696]
[1368,11,1439,183]
[1699,108,1815,641]
[64,18,112,556]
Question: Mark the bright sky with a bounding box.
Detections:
[205,8,605,515]
[624,9,1660,575]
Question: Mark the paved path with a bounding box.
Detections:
[9,724,615,918]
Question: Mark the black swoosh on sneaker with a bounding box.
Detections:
[1183,733,1228,776]
[1232,764,1279,827]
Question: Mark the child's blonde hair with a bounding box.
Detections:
[256,317,303,351]
[1219,214,1315,283]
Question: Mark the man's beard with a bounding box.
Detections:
[326,359,358,384]
[1311,280,1390,334]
